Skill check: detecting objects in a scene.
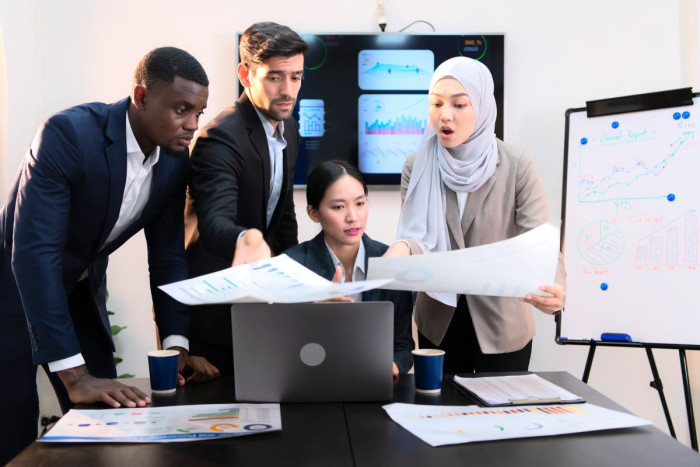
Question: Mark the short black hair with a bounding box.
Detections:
[133,47,209,89]
[306,160,368,209]
[239,22,309,68]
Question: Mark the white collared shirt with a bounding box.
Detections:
[48,113,187,373]
[253,107,287,227]
[324,240,366,303]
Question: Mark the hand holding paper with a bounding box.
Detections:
[368,224,560,298]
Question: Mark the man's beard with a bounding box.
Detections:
[260,97,296,122]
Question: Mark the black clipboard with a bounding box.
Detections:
[446,373,586,407]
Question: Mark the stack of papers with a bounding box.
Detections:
[453,374,584,406]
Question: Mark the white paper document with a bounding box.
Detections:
[453,374,584,406]
[159,254,392,305]
[383,402,650,447]
[40,404,281,443]
[367,223,560,297]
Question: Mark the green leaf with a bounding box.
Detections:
[114,357,123,365]
[108,311,115,316]
[111,325,127,336]
[117,373,135,379]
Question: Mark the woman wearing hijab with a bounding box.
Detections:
[388,56,566,374]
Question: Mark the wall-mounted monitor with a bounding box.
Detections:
[238,33,505,185]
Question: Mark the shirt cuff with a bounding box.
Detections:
[47,353,86,372]
[162,335,189,352]
[237,230,248,242]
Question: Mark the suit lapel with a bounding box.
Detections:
[97,99,129,249]
[306,233,337,280]
[239,94,271,218]
[461,171,497,238]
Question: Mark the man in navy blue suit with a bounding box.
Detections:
[0,47,276,463]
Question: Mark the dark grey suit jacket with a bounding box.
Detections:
[284,232,414,373]
[185,92,299,276]
[184,93,299,353]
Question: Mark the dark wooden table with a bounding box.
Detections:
[10,372,699,466]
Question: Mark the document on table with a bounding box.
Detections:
[40,404,281,443]
[383,402,650,447]
[367,223,559,297]
[452,374,584,406]
[159,254,392,305]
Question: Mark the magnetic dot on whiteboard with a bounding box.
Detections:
[580,137,588,145]
[600,283,609,291]
[611,121,619,129]
[667,193,676,202]
[673,112,681,120]
[682,111,691,119]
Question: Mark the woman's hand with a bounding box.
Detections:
[316,265,353,303]
[522,283,565,315]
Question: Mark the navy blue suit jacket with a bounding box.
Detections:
[0,98,190,364]
[284,232,414,373]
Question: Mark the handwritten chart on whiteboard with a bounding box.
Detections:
[560,95,700,346]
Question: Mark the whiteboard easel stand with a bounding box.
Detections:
[558,88,698,450]
[556,332,699,449]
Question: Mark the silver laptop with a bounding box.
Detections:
[231,302,394,402]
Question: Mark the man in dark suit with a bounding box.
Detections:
[185,22,309,375]
[0,47,229,464]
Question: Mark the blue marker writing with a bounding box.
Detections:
[600,282,608,291]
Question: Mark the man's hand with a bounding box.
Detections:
[232,229,271,266]
[170,347,220,385]
[57,365,150,408]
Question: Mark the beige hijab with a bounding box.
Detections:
[397,56,498,306]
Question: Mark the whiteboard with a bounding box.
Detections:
[560,95,700,347]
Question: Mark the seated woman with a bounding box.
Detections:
[284,160,414,377]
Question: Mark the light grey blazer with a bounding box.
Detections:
[401,139,567,354]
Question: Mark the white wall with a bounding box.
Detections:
[1,0,699,447]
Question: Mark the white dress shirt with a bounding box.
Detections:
[254,107,287,227]
[324,240,366,303]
